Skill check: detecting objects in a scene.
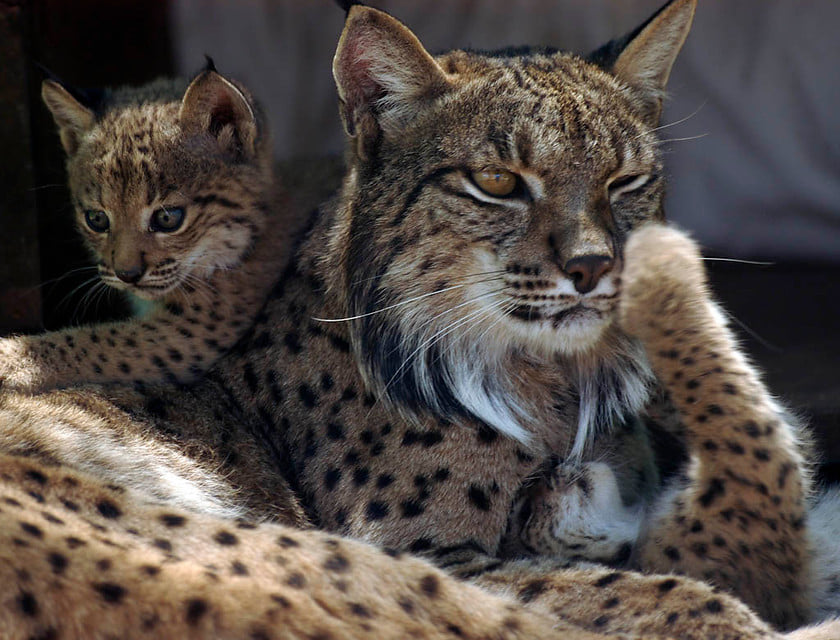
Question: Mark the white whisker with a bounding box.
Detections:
[312,277,504,323]
[349,268,506,288]
[637,101,706,139]
[652,133,709,145]
[702,257,774,266]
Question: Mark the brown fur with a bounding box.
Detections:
[0,2,835,638]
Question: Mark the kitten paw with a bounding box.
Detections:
[518,462,642,564]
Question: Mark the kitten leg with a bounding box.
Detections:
[0,292,242,392]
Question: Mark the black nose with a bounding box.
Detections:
[115,266,144,284]
[563,255,613,294]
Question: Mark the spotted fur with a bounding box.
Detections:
[0,69,294,392]
[0,1,836,638]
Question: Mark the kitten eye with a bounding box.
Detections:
[608,173,650,199]
[84,210,110,233]
[471,169,519,197]
[150,207,185,233]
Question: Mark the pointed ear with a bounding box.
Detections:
[598,0,696,125]
[179,70,258,159]
[41,79,95,155]
[332,6,449,155]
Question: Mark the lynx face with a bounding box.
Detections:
[343,51,665,362]
[45,76,267,301]
[326,6,685,444]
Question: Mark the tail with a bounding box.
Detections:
[808,486,840,622]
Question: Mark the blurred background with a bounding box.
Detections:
[1,0,838,476]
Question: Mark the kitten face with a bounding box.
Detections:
[45,75,268,301]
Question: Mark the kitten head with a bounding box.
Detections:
[324,0,695,440]
[42,66,271,300]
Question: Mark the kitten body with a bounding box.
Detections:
[0,70,296,391]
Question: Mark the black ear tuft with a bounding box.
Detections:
[203,55,217,73]
[34,63,106,114]
[587,0,696,125]
[335,0,364,13]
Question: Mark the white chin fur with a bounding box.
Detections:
[507,310,613,358]
[422,316,652,454]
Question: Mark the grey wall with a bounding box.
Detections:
[170,0,840,261]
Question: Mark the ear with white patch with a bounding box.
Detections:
[594,0,696,125]
[180,70,258,159]
[41,79,96,155]
[332,5,450,156]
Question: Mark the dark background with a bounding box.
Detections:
[0,0,837,479]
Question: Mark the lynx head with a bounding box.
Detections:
[42,66,271,300]
[325,0,695,445]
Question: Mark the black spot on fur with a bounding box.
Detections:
[664,547,681,561]
[298,384,317,408]
[658,578,678,593]
[326,422,345,440]
[365,501,389,520]
[25,469,48,485]
[593,615,610,627]
[160,514,186,527]
[93,582,126,604]
[213,530,238,546]
[698,477,726,507]
[96,500,121,519]
[409,538,433,553]
[518,579,549,603]
[277,535,299,548]
[185,598,208,624]
[284,332,302,354]
[726,441,745,455]
[286,572,306,588]
[153,539,173,552]
[18,591,38,616]
[401,500,425,518]
[705,599,724,613]
[324,554,350,573]
[419,574,440,598]
[594,572,623,588]
[467,485,491,511]
[48,552,69,574]
[324,467,342,491]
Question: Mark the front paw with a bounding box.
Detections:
[618,224,709,339]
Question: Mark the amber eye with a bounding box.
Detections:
[84,209,110,233]
[150,207,185,233]
[471,169,519,197]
